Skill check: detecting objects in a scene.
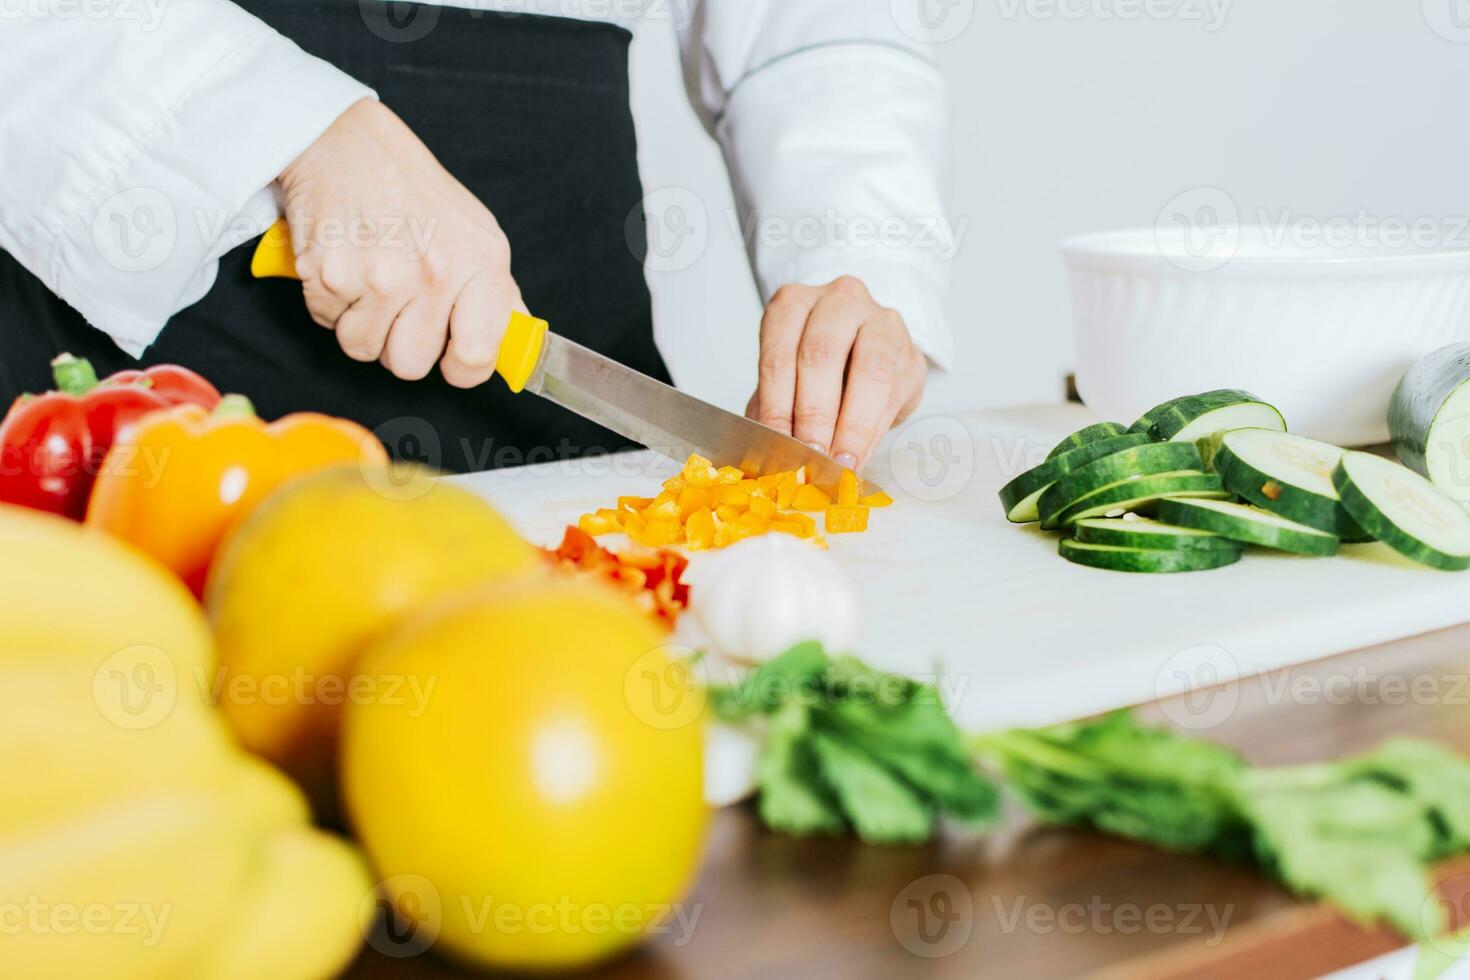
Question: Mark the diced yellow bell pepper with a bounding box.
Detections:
[685,507,716,550]
[837,469,861,506]
[662,477,686,493]
[824,504,869,534]
[715,466,745,485]
[623,513,647,538]
[652,489,679,508]
[791,484,833,512]
[755,473,787,494]
[769,519,808,538]
[859,491,894,508]
[638,519,684,547]
[677,485,716,519]
[748,495,776,520]
[645,498,680,523]
[776,511,816,535]
[681,454,718,488]
[775,478,797,509]
[715,504,743,523]
[617,495,654,512]
[578,511,619,536]
[715,485,751,508]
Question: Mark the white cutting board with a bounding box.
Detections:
[450,404,1470,732]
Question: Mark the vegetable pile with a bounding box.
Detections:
[544,524,690,627]
[576,453,891,550]
[976,712,1470,940]
[998,387,1470,573]
[708,643,999,845]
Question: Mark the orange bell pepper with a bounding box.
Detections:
[86,396,387,596]
[837,469,861,506]
[791,484,833,512]
[825,504,870,534]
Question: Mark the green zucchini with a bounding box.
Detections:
[1045,471,1228,530]
[1332,451,1470,571]
[1213,429,1361,537]
[1154,498,1339,557]
[1037,442,1204,525]
[1388,343,1470,508]
[1128,394,1194,435]
[1073,516,1240,554]
[1046,421,1129,460]
[1148,389,1286,444]
[1058,538,1242,574]
[998,432,1152,523]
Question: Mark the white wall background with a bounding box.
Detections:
[626,0,1470,416]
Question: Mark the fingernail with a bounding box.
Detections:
[834,452,858,469]
[807,441,827,454]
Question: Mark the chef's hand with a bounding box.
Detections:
[746,277,927,468]
[278,99,524,387]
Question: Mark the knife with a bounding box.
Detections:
[250,219,878,493]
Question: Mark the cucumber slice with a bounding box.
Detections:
[1045,471,1228,530]
[1073,516,1241,553]
[1154,498,1339,557]
[1059,538,1242,574]
[1213,429,1361,536]
[1037,442,1204,524]
[1388,343,1470,508]
[1046,421,1128,460]
[998,432,1153,523]
[1148,391,1286,468]
[1128,394,1193,435]
[1332,451,1470,571]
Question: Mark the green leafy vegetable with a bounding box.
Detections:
[710,642,999,845]
[974,711,1470,940]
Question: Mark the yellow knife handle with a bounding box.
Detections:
[250,218,548,393]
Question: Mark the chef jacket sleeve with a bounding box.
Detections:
[678,0,956,369]
[0,1,375,357]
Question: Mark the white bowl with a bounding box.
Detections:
[1063,227,1470,446]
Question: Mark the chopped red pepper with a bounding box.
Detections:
[0,354,220,520]
[543,525,690,627]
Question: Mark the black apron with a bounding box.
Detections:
[0,1,669,474]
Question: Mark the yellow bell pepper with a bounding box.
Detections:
[837,469,861,506]
[791,484,833,512]
[825,504,870,534]
[860,491,894,508]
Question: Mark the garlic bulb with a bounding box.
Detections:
[690,534,860,663]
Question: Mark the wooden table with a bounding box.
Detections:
[347,625,1470,980]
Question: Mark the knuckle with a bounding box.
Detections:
[830,275,869,301]
[316,255,356,297]
[363,264,402,299]
[794,406,836,431]
[417,250,452,287]
[769,284,811,313]
[798,333,846,369]
[851,349,898,384]
[757,348,796,383]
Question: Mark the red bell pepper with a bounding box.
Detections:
[0,354,221,520]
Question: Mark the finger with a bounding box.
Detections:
[862,346,929,464]
[381,293,452,381]
[792,286,868,452]
[830,316,905,467]
[297,245,363,329]
[441,271,519,389]
[333,290,408,363]
[753,285,818,434]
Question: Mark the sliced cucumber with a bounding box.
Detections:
[1388,343,1470,508]
[1333,451,1470,571]
[1073,516,1240,553]
[1128,394,1193,435]
[1037,442,1204,525]
[998,432,1153,523]
[1149,389,1286,442]
[1154,498,1339,557]
[1045,471,1228,530]
[1213,428,1361,537]
[1059,538,1242,574]
[1046,421,1128,460]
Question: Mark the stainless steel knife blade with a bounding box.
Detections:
[525,332,881,494]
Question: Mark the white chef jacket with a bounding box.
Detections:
[0,0,953,367]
